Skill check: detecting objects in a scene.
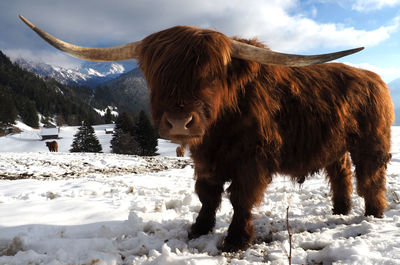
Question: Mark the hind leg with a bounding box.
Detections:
[326,152,353,215]
[351,150,390,217]
[362,167,387,217]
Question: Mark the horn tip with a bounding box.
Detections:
[352,47,364,53]
[18,14,27,22]
[19,14,35,29]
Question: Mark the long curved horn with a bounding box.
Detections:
[231,39,364,66]
[19,15,141,62]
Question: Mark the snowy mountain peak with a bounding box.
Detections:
[80,61,131,77]
[14,58,89,84]
[13,58,136,87]
[389,78,400,90]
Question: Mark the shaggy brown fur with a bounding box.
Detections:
[176,144,186,157]
[46,141,58,152]
[138,26,394,251]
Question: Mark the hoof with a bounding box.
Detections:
[332,206,350,215]
[188,223,212,239]
[332,200,351,215]
[365,209,384,218]
[365,204,385,218]
[218,236,252,252]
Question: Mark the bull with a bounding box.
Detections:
[176,144,186,157]
[20,15,394,251]
[45,140,58,152]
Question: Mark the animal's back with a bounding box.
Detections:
[250,63,392,175]
[196,62,394,179]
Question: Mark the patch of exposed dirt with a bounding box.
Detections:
[0,156,193,180]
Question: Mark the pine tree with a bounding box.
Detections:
[110,112,139,154]
[104,108,113,124]
[133,110,158,156]
[111,129,140,154]
[116,112,135,133]
[70,121,102,153]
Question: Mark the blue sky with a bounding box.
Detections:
[1,0,400,83]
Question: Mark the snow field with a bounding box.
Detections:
[0,126,399,264]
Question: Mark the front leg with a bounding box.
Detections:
[222,171,270,251]
[189,177,224,239]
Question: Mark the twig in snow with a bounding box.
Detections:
[393,191,400,204]
[286,206,292,265]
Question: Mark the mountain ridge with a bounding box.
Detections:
[0,50,104,127]
[13,58,137,87]
[388,78,400,125]
[11,55,149,116]
[93,67,150,115]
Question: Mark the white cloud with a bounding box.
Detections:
[344,62,400,83]
[5,49,81,69]
[257,14,399,52]
[352,0,400,11]
[3,0,399,65]
[203,1,400,53]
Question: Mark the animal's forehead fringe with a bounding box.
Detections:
[138,26,232,88]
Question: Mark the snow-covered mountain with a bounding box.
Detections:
[388,78,400,125]
[79,61,132,78]
[14,58,136,87]
[388,78,400,107]
[14,58,88,85]
[94,68,150,114]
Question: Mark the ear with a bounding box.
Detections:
[226,38,263,87]
[227,57,260,88]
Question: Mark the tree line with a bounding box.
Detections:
[70,111,158,156]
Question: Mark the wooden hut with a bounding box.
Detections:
[40,127,59,140]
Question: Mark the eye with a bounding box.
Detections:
[178,103,186,110]
[207,69,216,81]
[203,103,212,119]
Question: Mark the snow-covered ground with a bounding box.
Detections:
[0,125,399,264]
[0,122,115,153]
[0,122,181,157]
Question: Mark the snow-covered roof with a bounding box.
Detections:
[40,127,58,136]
